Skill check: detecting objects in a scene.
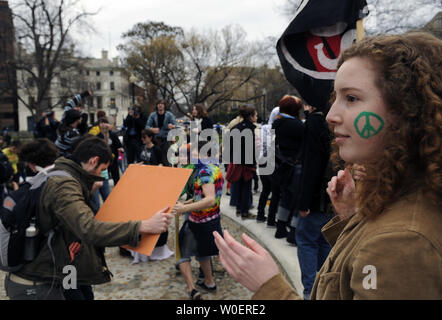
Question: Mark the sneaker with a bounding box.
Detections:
[226,190,231,196]
[256,215,267,223]
[196,280,217,291]
[236,210,241,217]
[241,212,256,220]
[190,289,203,300]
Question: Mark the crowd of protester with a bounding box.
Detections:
[1,31,440,301]
[0,95,227,300]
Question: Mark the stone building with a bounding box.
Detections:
[80,50,133,127]
[0,0,18,131]
[17,49,134,131]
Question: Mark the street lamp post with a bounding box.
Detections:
[129,74,137,106]
[262,88,267,123]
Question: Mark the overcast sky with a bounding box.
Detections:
[76,0,289,59]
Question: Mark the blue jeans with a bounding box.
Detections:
[236,177,252,215]
[295,211,333,299]
[229,180,252,209]
[91,179,110,210]
[276,164,302,225]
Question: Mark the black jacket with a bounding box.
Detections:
[123,114,147,143]
[77,113,89,136]
[273,117,304,161]
[201,117,214,131]
[34,117,59,142]
[0,149,13,184]
[139,144,163,166]
[230,119,256,167]
[297,111,332,212]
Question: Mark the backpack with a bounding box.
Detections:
[0,169,71,272]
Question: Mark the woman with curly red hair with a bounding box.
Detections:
[213,32,442,299]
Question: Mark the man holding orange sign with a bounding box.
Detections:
[7,137,173,300]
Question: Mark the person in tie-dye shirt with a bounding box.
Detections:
[173,140,224,299]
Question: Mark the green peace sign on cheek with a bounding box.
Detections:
[354,111,385,139]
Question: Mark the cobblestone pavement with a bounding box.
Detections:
[0,214,253,300]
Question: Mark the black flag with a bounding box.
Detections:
[277,0,368,111]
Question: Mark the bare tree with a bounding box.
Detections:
[279,0,442,35]
[119,22,266,116]
[177,25,263,113]
[10,0,97,119]
[118,21,185,114]
[364,0,442,35]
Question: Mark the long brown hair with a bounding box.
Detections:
[238,105,256,121]
[193,103,208,118]
[332,32,442,217]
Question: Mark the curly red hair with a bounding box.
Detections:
[331,32,442,217]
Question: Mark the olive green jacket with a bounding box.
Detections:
[253,190,442,300]
[15,157,141,285]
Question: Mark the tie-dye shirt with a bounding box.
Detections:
[189,163,224,223]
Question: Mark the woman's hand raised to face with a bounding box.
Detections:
[213,230,280,293]
[326,166,357,220]
[352,163,366,181]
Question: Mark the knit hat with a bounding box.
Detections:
[64,90,91,112]
[63,109,82,126]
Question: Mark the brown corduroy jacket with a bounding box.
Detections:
[253,190,442,300]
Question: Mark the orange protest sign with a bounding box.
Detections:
[95,164,192,256]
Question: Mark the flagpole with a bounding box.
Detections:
[175,214,181,262]
[356,18,365,42]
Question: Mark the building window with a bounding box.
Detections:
[27,116,35,132]
[87,96,94,108]
[110,70,114,76]
[86,70,90,76]
[96,71,100,76]
[96,82,101,90]
[0,97,14,104]
[110,98,116,106]
[89,113,95,125]
[97,96,102,108]
[110,82,115,90]
[28,96,35,106]
[27,78,34,87]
